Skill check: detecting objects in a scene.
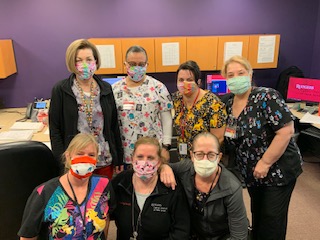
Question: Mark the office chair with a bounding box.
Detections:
[0,141,60,240]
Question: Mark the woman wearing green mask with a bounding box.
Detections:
[221,55,303,240]
[172,60,227,161]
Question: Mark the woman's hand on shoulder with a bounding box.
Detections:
[159,164,177,190]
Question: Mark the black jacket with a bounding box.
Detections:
[111,170,190,240]
[49,73,123,167]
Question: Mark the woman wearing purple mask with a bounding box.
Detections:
[49,39,124,179]
[172,60,227,161]
[112,46,173,166]
[19,133,115,240]
[111,137,190,239]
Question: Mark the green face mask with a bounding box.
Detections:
[226,76,251,95]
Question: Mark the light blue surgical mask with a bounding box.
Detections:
[226,76,251,95]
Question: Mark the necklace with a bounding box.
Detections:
[67,174,90,239]
[75,80,95,130]
[131,192,142,240]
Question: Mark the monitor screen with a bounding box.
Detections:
[206,74,229,95]
[287,77,320,103]
[102,77,123,85]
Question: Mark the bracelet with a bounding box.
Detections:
[162,144,171,151]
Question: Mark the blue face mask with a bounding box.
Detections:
[226,76,251,95]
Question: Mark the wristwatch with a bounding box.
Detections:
[162,144,171,151]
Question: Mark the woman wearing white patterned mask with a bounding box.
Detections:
[112,46,173,166]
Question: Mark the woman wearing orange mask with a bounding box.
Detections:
[18,133,115,240]
[172,61,227,161]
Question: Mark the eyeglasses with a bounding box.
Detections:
[126,61,147,67]
[193,151,219,161]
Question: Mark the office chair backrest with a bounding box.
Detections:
[0,141,60,240]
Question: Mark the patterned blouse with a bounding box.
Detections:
[72,80,112,168]
[112,76,173,164]
[18,175,115,240]
[224,87,303,187]
[172,90,227,161]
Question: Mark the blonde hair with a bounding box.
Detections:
[221,55,253,78]
[65,39,101,74]
[63,133,98,171]
[133,137,164,164]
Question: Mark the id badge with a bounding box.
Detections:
[123,101,135,110]
[179,143,188,155]
[224,125,237,139]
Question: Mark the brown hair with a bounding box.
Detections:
[65,39,101,74]
[191,132,220,153]
[221,55,253,78]
[63,133,98,170]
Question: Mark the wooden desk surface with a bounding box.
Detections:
[0,108,50,143]
[287,103,320,129]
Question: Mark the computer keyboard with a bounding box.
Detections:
[301,127,320,139]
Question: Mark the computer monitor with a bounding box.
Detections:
[101,76,124,85]
[287,77,320,104]
[206,74,229,95]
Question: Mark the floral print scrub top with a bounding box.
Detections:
[18,175,115,240]
[224,87,303,187]
[112,76,173,164]
[172,90,227,161]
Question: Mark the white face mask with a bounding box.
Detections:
[193,159,218,178]
[70,156,97,179]
[71,163,96,176]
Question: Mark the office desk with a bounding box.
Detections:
[0,108,50,143]
[287,103,320,129]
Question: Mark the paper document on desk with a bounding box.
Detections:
[0,130,34,141]
[299,112,320,124]
[10,122,44,133]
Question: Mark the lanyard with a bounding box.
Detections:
[131,192,142,240]
[180,88,200,139]
[67,174,90,239]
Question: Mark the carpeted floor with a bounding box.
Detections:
[108,154,320,240]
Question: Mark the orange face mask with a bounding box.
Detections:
[70,156,97,179]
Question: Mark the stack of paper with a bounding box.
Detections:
[0,130,34,141]
[10,122,44,133]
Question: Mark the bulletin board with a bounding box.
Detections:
[121,38,155,73]
[88,38,123,74]
[154,37,187,72]
[187,36,218,71]
[0,39,17,79]
[216,35,250,70]
[248,34,280,69]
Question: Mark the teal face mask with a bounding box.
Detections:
[226,76,251,95]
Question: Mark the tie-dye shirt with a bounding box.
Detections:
[112,76,173,164]
[18,175,115,240]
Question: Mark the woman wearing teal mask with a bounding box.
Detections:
[112,46,173,166]
[172,60,227,161]
[221,56,302,240]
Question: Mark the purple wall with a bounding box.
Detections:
[0,0,319,107]
[311,2,320,78]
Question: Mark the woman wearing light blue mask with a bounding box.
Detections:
[221,56,303,240]
[112,46,173,166]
